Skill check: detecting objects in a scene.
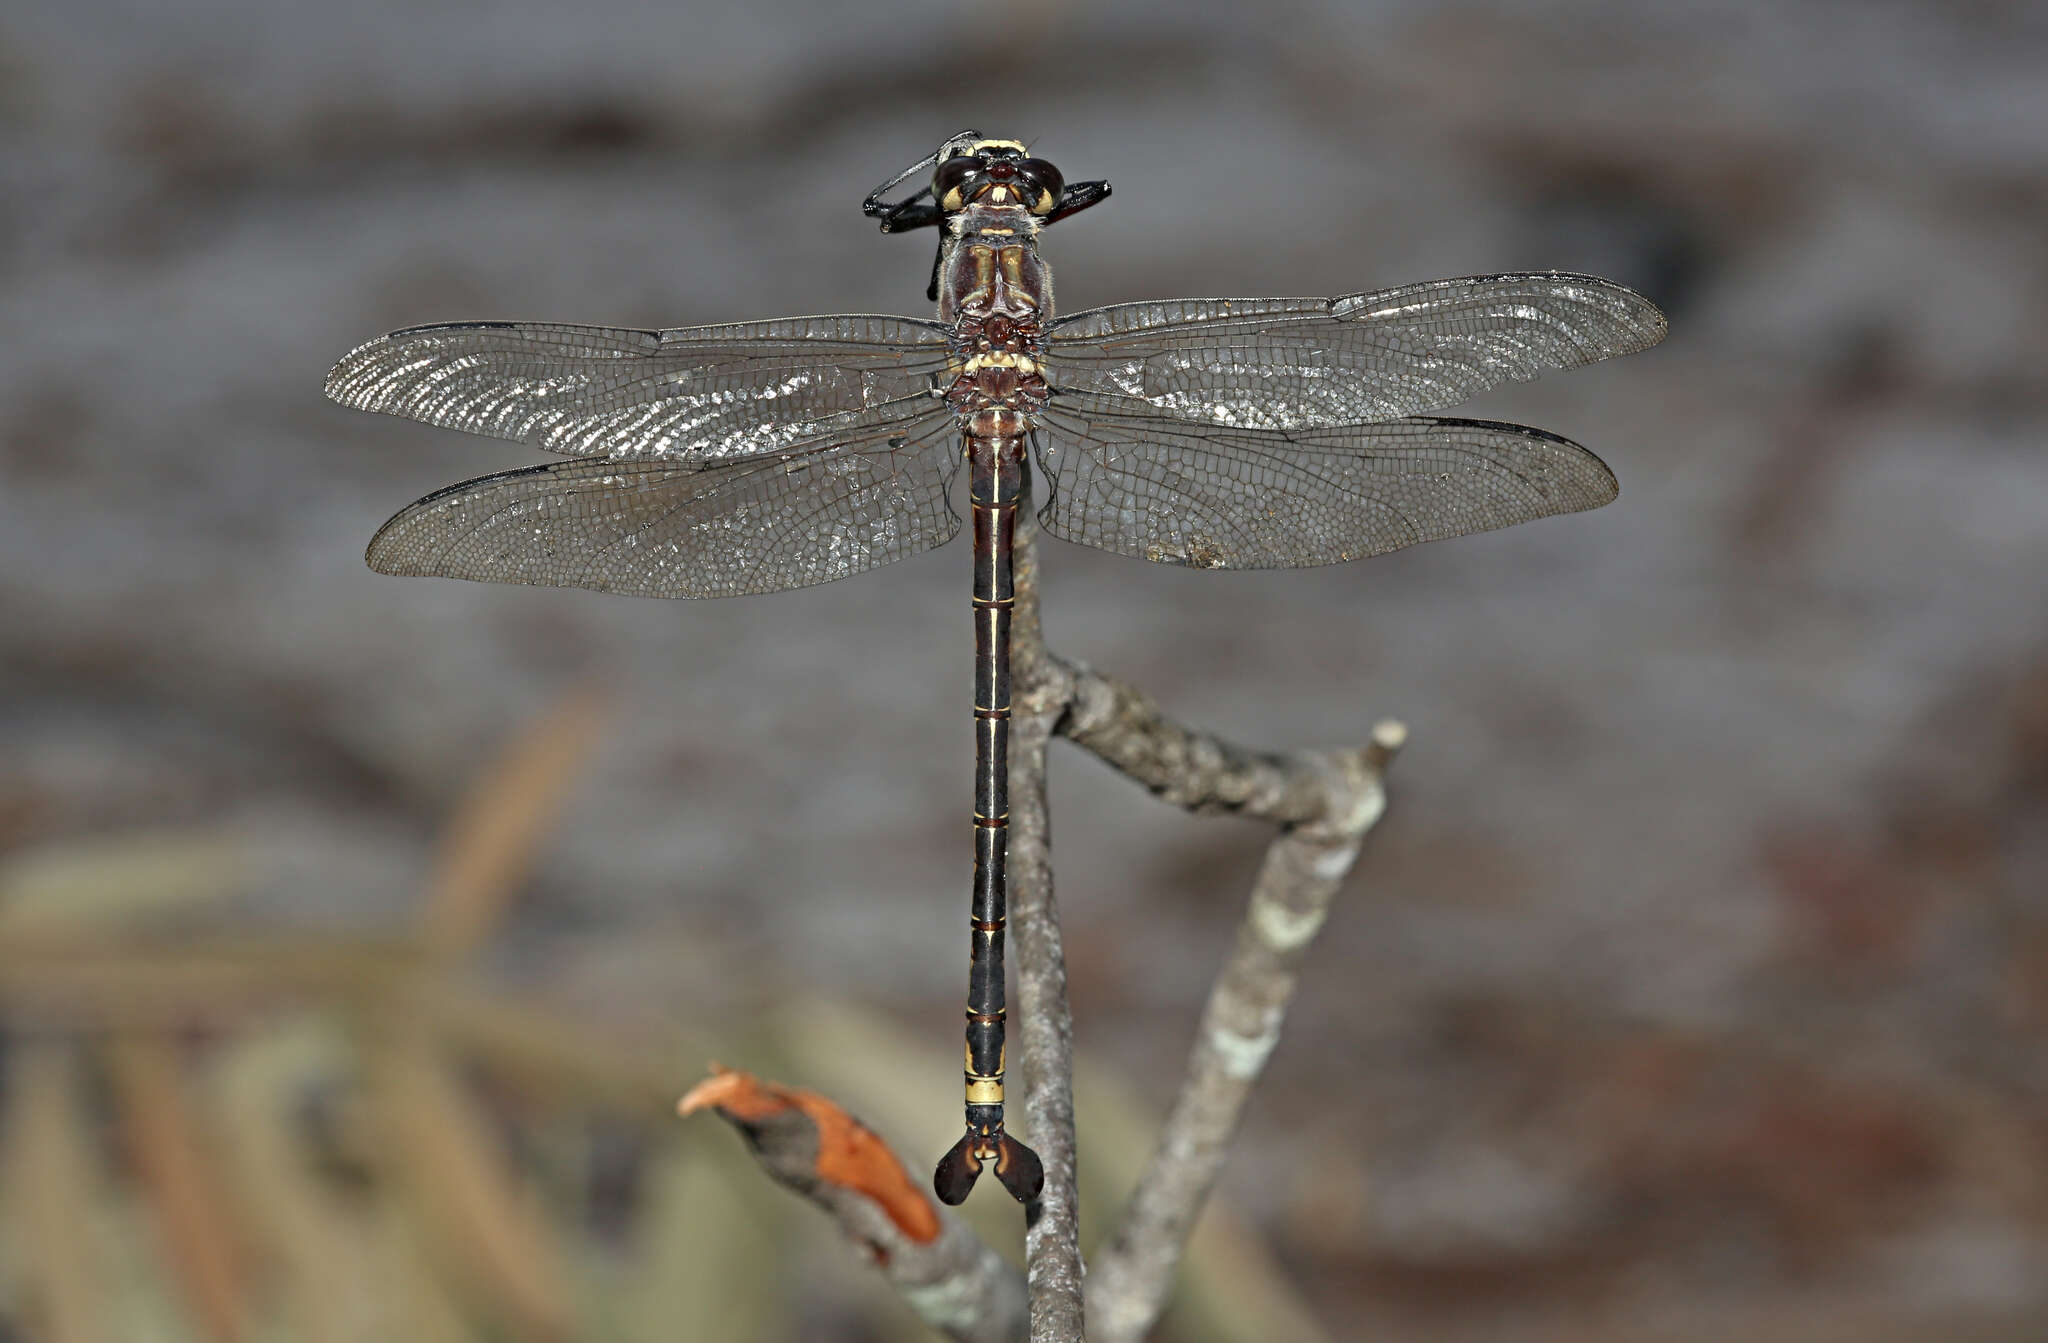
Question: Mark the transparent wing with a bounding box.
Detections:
[366,403,960,598]
[1048,273,1665,429]
[326,314,952,461]
[1033,391,1617,570]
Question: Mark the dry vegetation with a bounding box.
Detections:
[0,688,1334,1343]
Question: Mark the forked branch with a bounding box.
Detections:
[1010,520,1404,1341]
[688,520,1402,1343]
[1081,720,1403,1343]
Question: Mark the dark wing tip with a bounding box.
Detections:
[1421,415,1621,513]
[324,333,391,408]
[363,499,428,576]
[324,322,538,410]
[1332,270,1670,360]
[361,465,528,578]
[1514,271,1669,357]
[1574,275,1670,356]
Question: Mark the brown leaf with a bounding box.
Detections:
[679,1066,940,1244]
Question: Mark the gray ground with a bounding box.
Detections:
[4,0,2046,1336]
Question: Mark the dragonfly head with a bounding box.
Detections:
[933,139,1065,218]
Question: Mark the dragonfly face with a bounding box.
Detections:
[932,139,1066,217]
[326,133,1667,1207]
[863,131,1109,299]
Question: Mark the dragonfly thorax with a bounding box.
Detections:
[939,206,1052,326]
[943,225,1052,432]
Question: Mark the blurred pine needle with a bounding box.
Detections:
[0,831,243,939]
[4,1041,110,1343]
[211,1022,374,1343]
[107,1034,249,1343]
[369,1030,576,1341]
[418,683,609,959]
[0,683,1334,1342]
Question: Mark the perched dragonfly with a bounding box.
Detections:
[327,130,1665,1206]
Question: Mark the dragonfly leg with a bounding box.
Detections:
[868,192,946,234]
[1043,179,1112,226]
[925,236,946,303]
[862,129,981,232]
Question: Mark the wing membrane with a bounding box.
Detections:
[366,407,960,598]
[1033,392,1617,570]
[326,314,952,461]
[1049,273,1664,428]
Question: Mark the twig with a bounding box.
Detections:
[698,516,1402,1343]
[1008,516,1405,1341]
[1008,519,1087,1342]
[1086,723,1404,1343]
[1048,652,1338,827]
[681,1069,1026,1343]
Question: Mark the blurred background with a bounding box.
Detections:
[3,0,2045,1339]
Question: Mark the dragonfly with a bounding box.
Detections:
[326,130,1666,1207]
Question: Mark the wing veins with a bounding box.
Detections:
[1032,391,1616,569]
[1048,273,1665,429]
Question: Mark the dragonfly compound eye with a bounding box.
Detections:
[1018,159,1065,216]
[933,155,983,213]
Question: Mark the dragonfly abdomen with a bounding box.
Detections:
[934,429,1042,1206]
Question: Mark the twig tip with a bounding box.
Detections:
[676,1065,943,1244]
[1367,718,1408,768]
[676,1064,739,1116]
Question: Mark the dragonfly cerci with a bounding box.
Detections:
[327,130,1666,1206]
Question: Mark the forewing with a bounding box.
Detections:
[366,410,960,598]
[1033,392,1617,570]
[1049,273,1665,428]
[326,315,952,460]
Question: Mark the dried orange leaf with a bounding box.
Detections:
[679,1066,939,1244]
